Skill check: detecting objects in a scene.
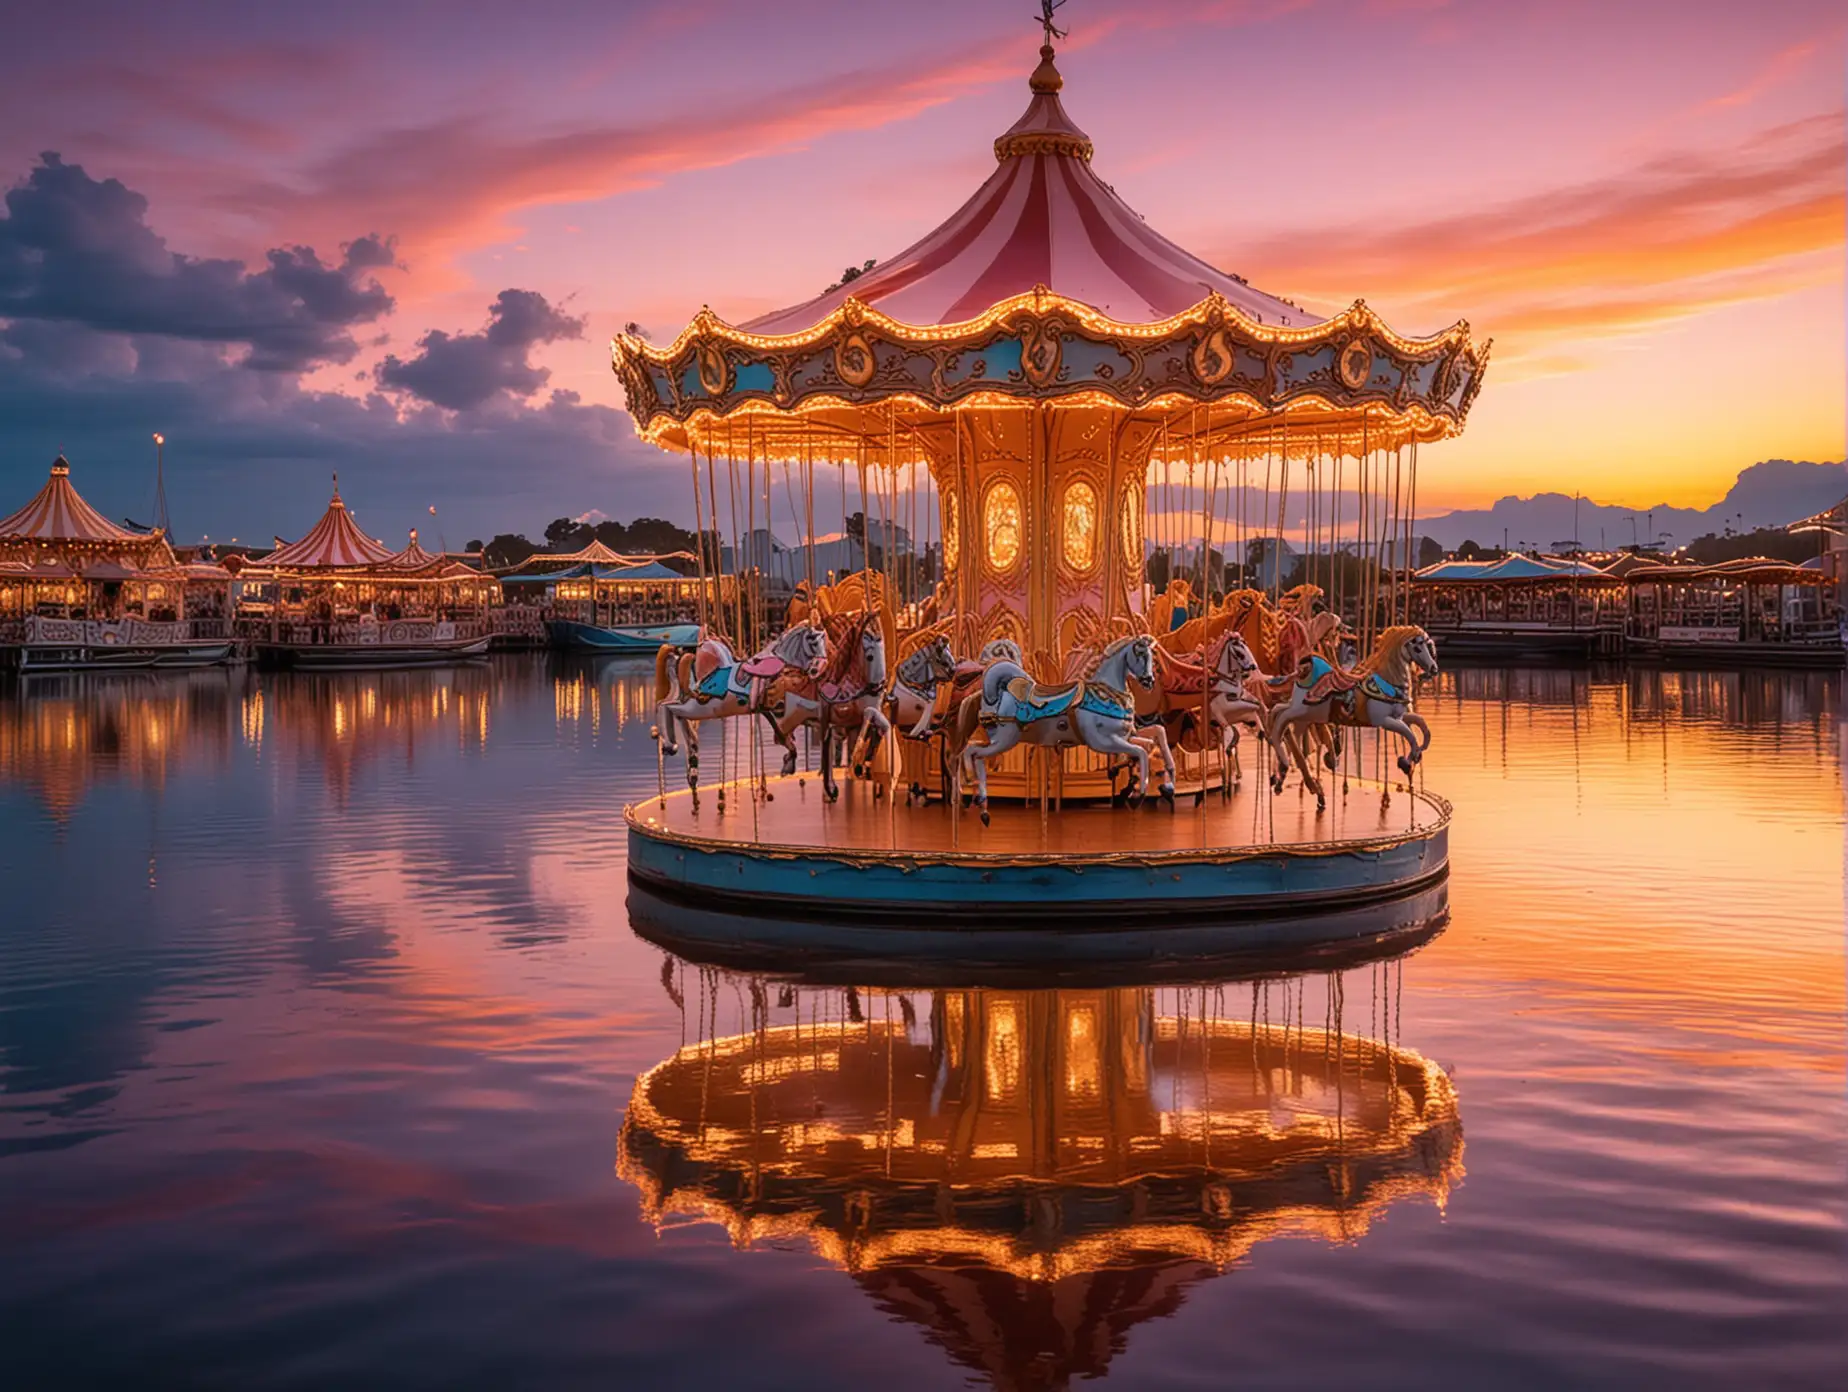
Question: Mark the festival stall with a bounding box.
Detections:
[237,486,500,667]
[1410,553,1625,659]
[0,456,235,671]
[496,540,720,651]
[1625,557,1842,667]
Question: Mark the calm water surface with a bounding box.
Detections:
[1,658,1842,1389]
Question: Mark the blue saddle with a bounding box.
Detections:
[1014,684,1082,724]
[1079,685,1132,719]
[1362,673,1405,704]
[696,665,734,700]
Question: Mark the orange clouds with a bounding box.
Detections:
[1225,113,1846,372]
[222,42,1028,270]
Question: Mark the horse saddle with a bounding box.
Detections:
[695,665,735,701]
[1004,676,1083,724]
[1161,651,1209,696]
[739,652,788,680]
[817,675,866,703]
[1362,672,1406,704]
[1299,655,1364,707]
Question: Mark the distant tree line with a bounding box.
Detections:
[1681,526,1826,566]
[466,516,713,571]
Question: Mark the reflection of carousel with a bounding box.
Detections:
[619,956,1462,1388]
[615,9,1486,926]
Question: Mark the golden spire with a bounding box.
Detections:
[1031,0,1068,92]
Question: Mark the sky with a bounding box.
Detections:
[0,0,1842,546]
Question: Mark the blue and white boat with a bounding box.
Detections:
[547,618,699,653]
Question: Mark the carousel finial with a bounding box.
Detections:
[1036,0,1068,46]
[1030,1,1068,91]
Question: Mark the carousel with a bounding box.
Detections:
[613,10,1489,931]
[0,455,236,672]
[236,482,500,668]
[619,949,1461,1387]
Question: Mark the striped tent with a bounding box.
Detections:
[267,486,394,568]
[386,529,437,568]
[0,457,153,545]
[743,51,1317,335]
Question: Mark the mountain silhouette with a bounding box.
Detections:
[1417,460,1845,550]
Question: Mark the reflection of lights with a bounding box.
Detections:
[333,698,349,740]
[241,692,264,748]
[1064,1003,1099,1099]
[984,999,1020,1102]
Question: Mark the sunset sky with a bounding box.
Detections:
[0,0,1841,543]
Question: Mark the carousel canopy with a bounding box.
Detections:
[0,457,156,545]
[385,530,436,568]
[1787,496,1846,537]
[500,560,684,583]
[265,485,395,569]
[551,539,630,565]
[1624,557,1832,586]
[745,51,1314,335]
[612,41,1490,455]
[1416,554,1614,583]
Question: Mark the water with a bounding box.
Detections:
[1,659,1841,1389]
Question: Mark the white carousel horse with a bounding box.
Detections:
[880,632,959,804]
[956,634,1174,825]
[927,639,1026,804]
[884,632,959,741]
[770,611,891,796]
[652,623,828,792]
[1265,624,1439,808]
[1205,632,1264,789]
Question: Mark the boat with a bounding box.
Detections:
[233,489,503,670]
[1625,557,1844,669]
[253,630,490,670]
[7,619,238,674]
[546,618,698,653]
[497,548,718,653]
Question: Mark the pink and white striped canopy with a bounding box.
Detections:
[0,457,149,543]
[744,50,1319,335]
[386,530,436,568]
[268,488,394,568]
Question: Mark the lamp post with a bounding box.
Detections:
[152,432,170,536]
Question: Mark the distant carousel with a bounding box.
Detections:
[611,11,1490,940]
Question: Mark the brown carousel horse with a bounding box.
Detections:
[1266,625,1439,807]
[767,610,890,796]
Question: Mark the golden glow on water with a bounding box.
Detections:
[0,659,1839,1387]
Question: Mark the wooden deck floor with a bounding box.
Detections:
[630,773,1444,861]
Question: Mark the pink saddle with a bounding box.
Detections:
[739,653,788,680]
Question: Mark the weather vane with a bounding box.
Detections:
[1035,0,1067,45]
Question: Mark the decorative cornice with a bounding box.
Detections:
[609,290,1491,454]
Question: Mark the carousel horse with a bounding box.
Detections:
[770,611,891,795]
[1206,632,1265,789]
[652,622,828,793]
[881,631,960,804]
[1138,630,1267,798]
[955,634,1174,825]
[1265,624,1439,808]
[1233,611,1345,803]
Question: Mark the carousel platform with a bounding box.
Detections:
[626,774,1449,929]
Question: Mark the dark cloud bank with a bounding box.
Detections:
[0,153,670,544]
